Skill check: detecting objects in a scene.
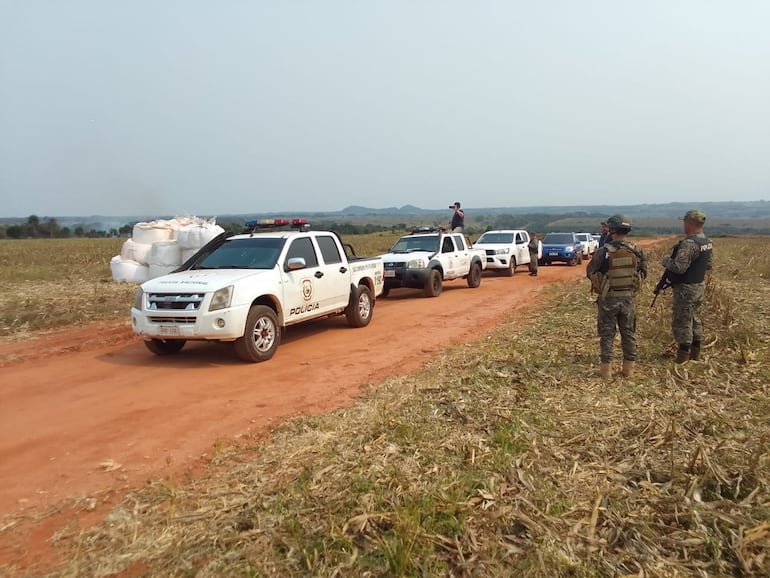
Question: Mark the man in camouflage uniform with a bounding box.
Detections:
[586,215,647,379]
[662,210,713,363]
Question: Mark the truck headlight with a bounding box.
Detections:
[566,246,574,252]
[495,248,510,255]
[406,258,426,269]
[209,285,233,312]
[133,287,144,310]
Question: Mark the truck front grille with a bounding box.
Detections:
[147,293,204,311]
[149,316,197,324]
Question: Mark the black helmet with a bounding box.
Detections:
[606,214,631,231]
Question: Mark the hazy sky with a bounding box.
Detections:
[1,1,768,218]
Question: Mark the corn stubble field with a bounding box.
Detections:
[2,236,770,577]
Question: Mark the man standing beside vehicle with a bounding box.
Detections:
[662,210,713,363]
[527,232,539,276]
[449,202,464,233]
[586,215,647,379]
[598,220,610,248]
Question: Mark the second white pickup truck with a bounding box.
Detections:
[379,228,486,297]
[131,220,384,362]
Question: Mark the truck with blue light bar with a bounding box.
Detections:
[130,219,384,362]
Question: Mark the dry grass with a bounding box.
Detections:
[4,237,770,577]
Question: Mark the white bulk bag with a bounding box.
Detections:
[148,240,182,266]
[149,263,179,279]
[132,220,175,245]
[177,223,225,249]
[181,247,200,263]
[110,256,150,284]
[120,238,152,264]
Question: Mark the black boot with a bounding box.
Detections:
[675,344,690,364]
[689,341,701,361]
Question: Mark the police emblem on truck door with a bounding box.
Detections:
[302,278,313,301]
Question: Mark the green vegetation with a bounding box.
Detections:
[8,237,766,577]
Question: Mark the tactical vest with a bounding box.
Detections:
[604,243,639,297]
[668,235,713,285]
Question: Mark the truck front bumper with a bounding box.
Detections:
[131,303,252,341]
[383,267,433,290]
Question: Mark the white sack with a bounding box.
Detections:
[148,240,182,266]
[132,220,175,245]
[176,223,225,249]
[120,239,152,264]
[149,263,178,279]
[181,247,200,263]
[110,256,150,284]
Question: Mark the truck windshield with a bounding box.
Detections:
[194,237,286,270]
[543,233,574,244]
[390,235,440,253]
[477,232,514,244]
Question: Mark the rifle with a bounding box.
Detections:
[650,274,671,308]
[650,244,678,307]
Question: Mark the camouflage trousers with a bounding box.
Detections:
[596,296,637,363]
[671,283,705,346]
[528,253,538,274]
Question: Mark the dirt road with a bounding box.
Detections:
[0,262,588,568]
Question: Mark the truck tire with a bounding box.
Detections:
[504,257,516,277]
[467,262,482,288]
[423,269,442,298]
[381,285,390,298]
[233,305,280,362]
[345,285,373,328]
[145,339,186,356]
[568,255,578,266]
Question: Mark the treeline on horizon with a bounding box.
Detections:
[3,212,770,240]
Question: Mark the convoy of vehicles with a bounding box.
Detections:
[130,219,601,362]
[474,229,541,276]
[131,219,384,363]
[379,228,486,297]
[539,232,583,266]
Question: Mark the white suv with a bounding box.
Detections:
[574,232,598,258]
[474,230,541,276]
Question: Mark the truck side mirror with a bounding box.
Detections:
[286,257,306,271]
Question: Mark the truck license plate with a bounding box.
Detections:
[549,252,558,256]
[384,270,396,278]
[160,326,180,337]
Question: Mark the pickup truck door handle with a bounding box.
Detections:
[339,266,348,274]
[314,271,324,279]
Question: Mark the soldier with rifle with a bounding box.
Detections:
[660,210,713,363]
[587,215,647,379]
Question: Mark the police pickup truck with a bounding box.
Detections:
[379,228,486,297]
[474,229,541,276]
[131,219,384,362]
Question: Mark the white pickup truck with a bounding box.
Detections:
[379,228,486,297]
[474,229,541,276]
[131,221,384,362]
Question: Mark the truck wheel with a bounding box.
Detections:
[504,257,516,277]
[569,255,578,266]
[381,285,390,298]
[145,339,185,356]
[467,262,482,288]
[233,305,280,362]
[578,253,584,265]
[423,269,442,297]
[345,285,373,328]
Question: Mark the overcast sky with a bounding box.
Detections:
[1,1,768,218]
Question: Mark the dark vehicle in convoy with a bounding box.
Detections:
[540,232,583,266]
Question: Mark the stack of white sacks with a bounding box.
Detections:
[110,216,225,283]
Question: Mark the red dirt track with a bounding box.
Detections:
[1,264,588,570]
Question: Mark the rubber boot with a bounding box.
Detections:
[675,345,690,364]
[621,360,635,378]
[689,341,701,361]
[599,362,611,379]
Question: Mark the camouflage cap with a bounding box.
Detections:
[606,214,632,231]
[681,210,706,223]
